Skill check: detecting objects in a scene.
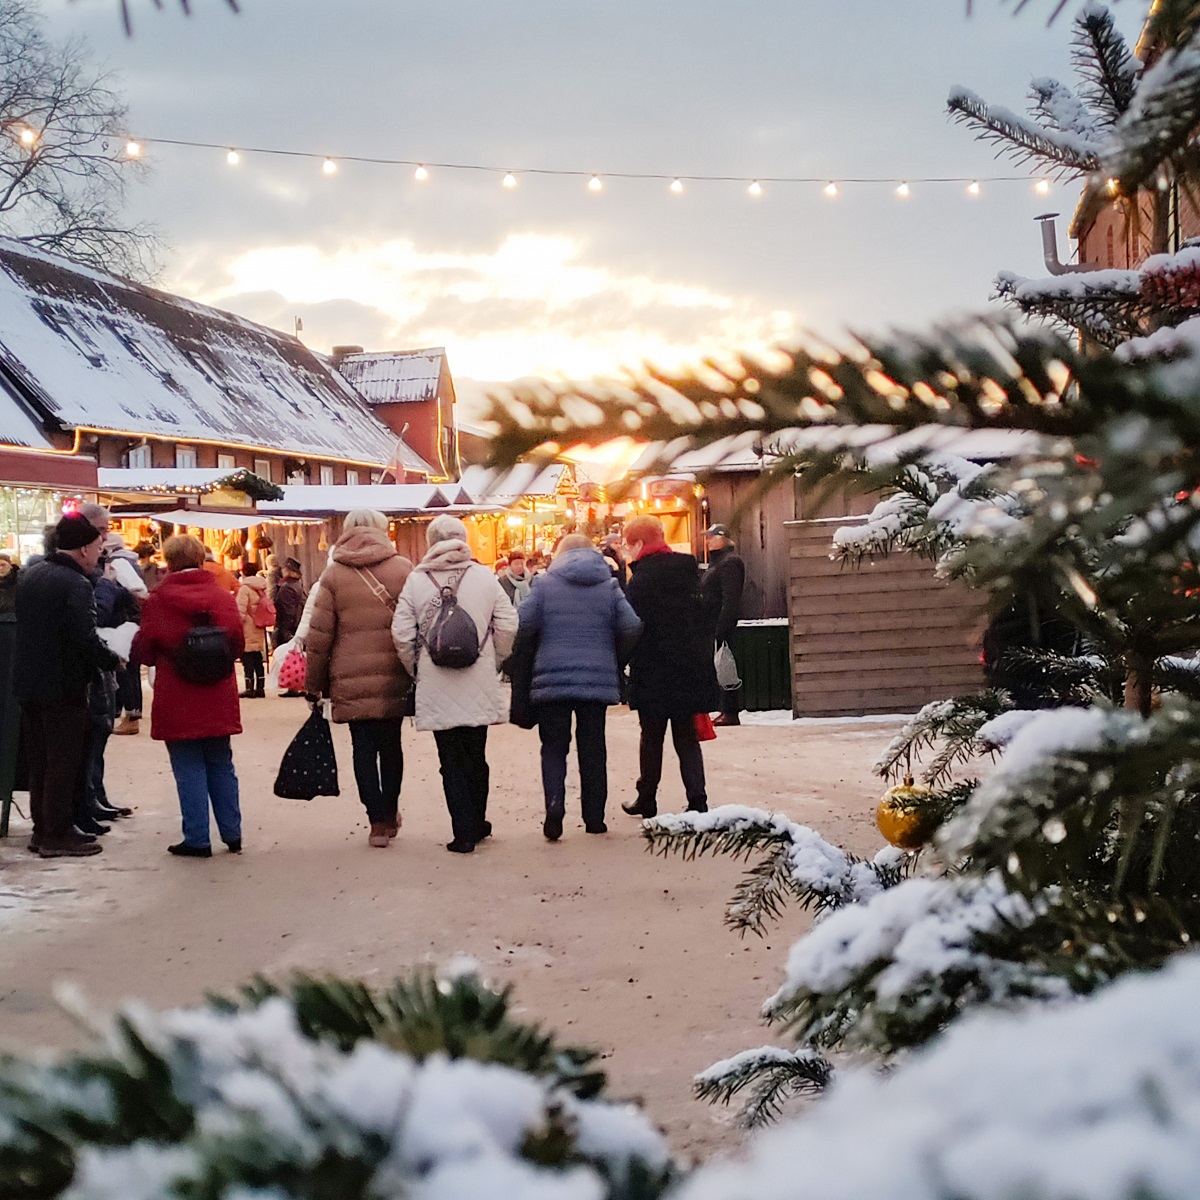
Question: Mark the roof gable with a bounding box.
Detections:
[335,348,447,406]
[0,239,404,468]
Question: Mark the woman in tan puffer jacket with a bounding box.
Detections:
[305,510,413,847]
[236,573,269,698]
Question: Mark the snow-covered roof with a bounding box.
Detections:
[458,462,570,503]
[335,348,447,406]
[0,374,52,449]
[256,483,469,517]
[97,467,283,501]
[0,238,404,468]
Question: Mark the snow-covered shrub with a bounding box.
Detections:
[0,970,674,1200]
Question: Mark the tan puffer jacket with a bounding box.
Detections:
[237,575,269,652]
[304,527,414,722]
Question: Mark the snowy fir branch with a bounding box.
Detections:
[0,972,675,1200]
[1071,2,1137,124]
[946,86,1101,174]
[760,873,1067,1055]
[209,968,607,1099]
[674,953,1200,1200]
[873,692,1014,785]
[643,808,910,934]
[993,269,1152,349]
[693,1047,832,1128]
[939,700,1200,913]
[1104,39,1200,196]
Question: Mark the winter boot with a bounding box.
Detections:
[113,716,140,736]
[543,806,564,842]
[168,842,212,858]
[368,823,391,848]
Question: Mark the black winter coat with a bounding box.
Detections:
[700,546,746,645]
[273,578,307,644]
[626,550,719,718]
[14,553,119,705]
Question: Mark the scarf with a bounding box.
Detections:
[504,567,531,605]
[416,538,474,574]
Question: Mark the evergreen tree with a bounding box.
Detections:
[483,0,1200,1125]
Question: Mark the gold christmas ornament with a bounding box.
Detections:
[876,775,941,849]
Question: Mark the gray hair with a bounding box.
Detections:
[343,508,388,532]
[426,515,468,546]
[79,501,110,528]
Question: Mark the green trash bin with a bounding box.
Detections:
[729,619,791,712]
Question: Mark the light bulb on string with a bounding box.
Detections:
[1035,179,1051,196]
[414,164,429,181]
[748,180,763,196]
[588,174,603,192]
[823,181,838,198]
[502,171,517,188]
[322,157,337,176]
[124,139,142,159]
[670,178,684,194]
[968,180,981,196]
[896,181,910,198]
[226,148,240,166]
[1106,177,1120,196]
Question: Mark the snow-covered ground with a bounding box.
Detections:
[740,710,912,727]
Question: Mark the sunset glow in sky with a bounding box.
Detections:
[48,0,1144,411]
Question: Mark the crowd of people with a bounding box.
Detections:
[10,503,746,860]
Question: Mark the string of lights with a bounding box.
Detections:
[114,135,1060,198]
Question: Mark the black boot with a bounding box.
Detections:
[543,807,564,842]
[76,814,110,836]
[621,797,657,818]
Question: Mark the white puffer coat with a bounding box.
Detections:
[392,539,517,732]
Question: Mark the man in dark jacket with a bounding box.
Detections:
[509,534,641,840]
[701,523,747,726]
[620,516,719,818]
[15,513,120,857]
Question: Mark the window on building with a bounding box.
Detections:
[217,453,236,470]
[320,465,335,486]
[128,443,152,469]
[346,470,359,486]
[254,459,273,482]
[371,472,383,484]
[175,446,198,469]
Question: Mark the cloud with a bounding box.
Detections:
[175,232,801,382]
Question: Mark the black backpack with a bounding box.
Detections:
[422,569,488,669]
[173,610,236,685]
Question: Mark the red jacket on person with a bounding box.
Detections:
[131,568,245,742]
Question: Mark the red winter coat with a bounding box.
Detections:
[131,568,245,742]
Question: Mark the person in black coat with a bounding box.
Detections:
[620,515,719,818]
[14,514,120,857]
[701,523,747,726]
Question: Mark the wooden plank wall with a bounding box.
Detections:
[788,517,987,717]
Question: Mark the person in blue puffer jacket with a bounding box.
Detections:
[508,534,642,841]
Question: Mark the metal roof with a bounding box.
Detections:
[335,348,446,406]
[0,239,410,468]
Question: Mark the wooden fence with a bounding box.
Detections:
[787,517,987,717]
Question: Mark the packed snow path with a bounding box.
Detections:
[0,698,901,1154]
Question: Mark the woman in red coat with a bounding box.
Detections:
[132,535,246,859]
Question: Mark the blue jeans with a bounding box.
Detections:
[167,736,241,848]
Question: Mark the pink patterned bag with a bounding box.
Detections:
[277,645,308,692]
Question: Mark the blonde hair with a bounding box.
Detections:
[343,508,388,532]
[163,534,206,572]
[554,534,593,557]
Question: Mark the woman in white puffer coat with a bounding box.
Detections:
[392,515,517,854]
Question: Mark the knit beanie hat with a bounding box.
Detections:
[56,513,102,551]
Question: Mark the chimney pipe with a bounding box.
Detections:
[1036,213,1089,275]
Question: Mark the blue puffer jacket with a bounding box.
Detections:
[517,548,642,705]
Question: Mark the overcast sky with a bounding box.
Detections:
[49,0,1144,412]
